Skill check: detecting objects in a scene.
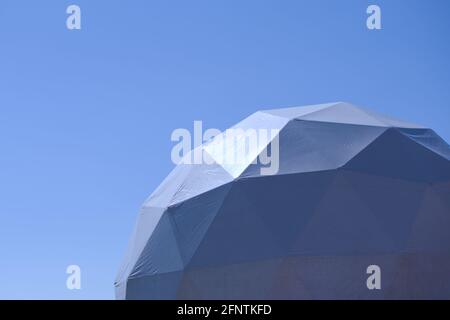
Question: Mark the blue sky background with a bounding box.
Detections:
[0,0,449,299]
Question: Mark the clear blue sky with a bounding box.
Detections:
[0,0,449,299]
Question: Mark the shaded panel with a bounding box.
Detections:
[242,120,386,177]
[178,259,283,299]
[115,206,166,287]
[188,171,336,267]
[291,171,397,255]
[168,183,232,265]
[398,128,450,160]
[409,185,450,252]
[130,212,184,278]
[343,169,426,250]
[344,128,450,182]
[126,271,183,300]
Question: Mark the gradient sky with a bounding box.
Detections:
[0,0,449,299]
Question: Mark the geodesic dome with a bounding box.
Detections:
[115,102,450,299]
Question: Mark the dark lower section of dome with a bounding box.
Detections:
[121,253,450,299]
